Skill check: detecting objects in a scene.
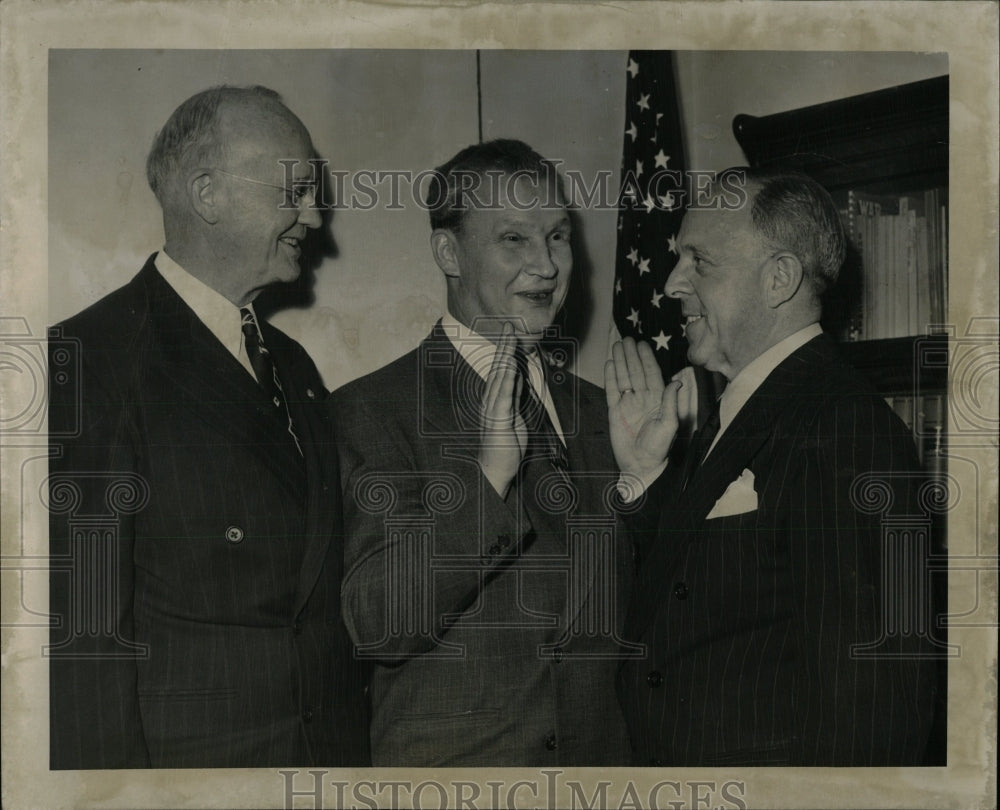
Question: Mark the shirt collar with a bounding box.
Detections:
[717,322,823,436]
[154,249,248,361]
[440,312,546,394]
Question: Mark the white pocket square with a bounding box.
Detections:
[706,468,758,519]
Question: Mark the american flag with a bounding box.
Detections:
[611,51,689,382]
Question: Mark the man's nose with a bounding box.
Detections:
[525,241,560,277]
[297,197,322,229]
[665,260,691,298]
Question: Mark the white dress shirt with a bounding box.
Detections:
[704,322,823,459]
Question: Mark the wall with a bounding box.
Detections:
[49,50,949,390]
[674,50,950,172]
[48,50,478,391]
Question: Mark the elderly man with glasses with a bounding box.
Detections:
[48,85,368,769]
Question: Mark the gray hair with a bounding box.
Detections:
[729,167,847,295]
[145,85,284,203]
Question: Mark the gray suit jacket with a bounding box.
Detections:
[330,322,634,766]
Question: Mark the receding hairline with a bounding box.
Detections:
[212,95,314,161]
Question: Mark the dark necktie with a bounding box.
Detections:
[240,307,303,457]
[681,401,721,490]
[514,346,568,472]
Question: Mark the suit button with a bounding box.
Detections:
[544,733,557,751]
[225,526,244,544]
[496,533,511,547]
[649,757,663,766]
[647,670,664,687]
[673,582,689,600]
[552,648,564,663]
[488,543,502,556]
[302,709,314,723]
[292,619,303,635]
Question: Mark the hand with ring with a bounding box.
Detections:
[604,337,682,478]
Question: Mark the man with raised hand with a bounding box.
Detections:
[331,139,633,766]
[608,168,937,766]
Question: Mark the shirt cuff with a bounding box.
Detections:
[617,462,668,503]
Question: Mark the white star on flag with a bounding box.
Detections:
[667,234,678,254]
[613,52,688,382]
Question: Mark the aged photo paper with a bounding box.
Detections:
[2,1,997,808]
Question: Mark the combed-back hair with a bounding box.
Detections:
[730,166,847,295]
[145,85,284,203]
[425,138,565,232]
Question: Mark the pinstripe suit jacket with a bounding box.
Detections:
[330,323,633,767]
[48,255,369,769]
[617,334,938,766]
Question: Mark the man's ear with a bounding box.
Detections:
[188,170,220,225]
[765,252,804,308]
[430,229,461,278]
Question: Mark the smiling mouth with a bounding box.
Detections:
[279,236,301,252]
[519,291,555,304]
[685,314,704,325]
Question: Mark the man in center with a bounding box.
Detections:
[330,139,633,766]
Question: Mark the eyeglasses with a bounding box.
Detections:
[211,168,319,208]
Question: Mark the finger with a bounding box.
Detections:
[497,331,523,417]
[671,365,698,427]
[637,340,666,394]
[604,359,620,409]
[660,378,683,425]
[483,326,516,417]
[611,341,632,393]
[621,337,648,392]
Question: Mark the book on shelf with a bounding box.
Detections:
[839,189,948,342]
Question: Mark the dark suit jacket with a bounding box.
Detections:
[618,334,938,766]
[48,255,368,769]
[330,323,633,767]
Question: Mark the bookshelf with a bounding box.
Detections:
[733,75,948,447]
[733,75,949,765]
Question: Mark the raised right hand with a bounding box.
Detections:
[605,337,682,480]
[478,322,527,497]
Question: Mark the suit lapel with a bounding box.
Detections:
[630,335,834,639]
[139,258,307,501]
[417,323,486,441]
[276,357,336,615]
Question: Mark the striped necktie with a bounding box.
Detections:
[514,346,568,472]
[240,307,303,457]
